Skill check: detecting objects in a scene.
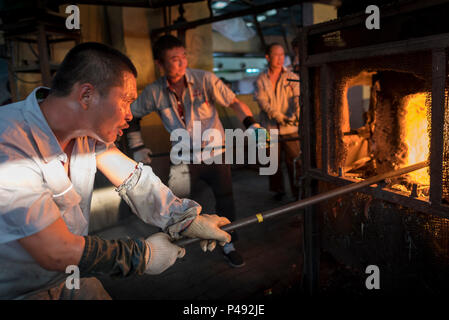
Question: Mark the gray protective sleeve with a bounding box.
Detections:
[78,236,147,278]
[116,163,200,240]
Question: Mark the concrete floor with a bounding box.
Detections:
[91,165,304,300]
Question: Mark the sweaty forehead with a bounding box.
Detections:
[121,72,137,100]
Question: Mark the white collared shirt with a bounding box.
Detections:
[254,68,300,135]
[131,68,236,163]
[0,87,101,299]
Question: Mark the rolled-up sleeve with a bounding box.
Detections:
[0,161,61,244]
[206,73,236,107]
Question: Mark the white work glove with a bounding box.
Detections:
[144,232,185,275]
[246,123,270,148]
[132,146,152,164]
[181,214,232,252]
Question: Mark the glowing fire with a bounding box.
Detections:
[403,93,430,185]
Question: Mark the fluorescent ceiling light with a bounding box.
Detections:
[266,9,277,16]
[256,15,266,22]
[246,68,260,73]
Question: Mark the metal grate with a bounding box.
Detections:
[442,88,449,203]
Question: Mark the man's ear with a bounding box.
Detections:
[78,83,96,110]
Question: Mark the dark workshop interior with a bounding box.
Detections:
[3,0,449,301]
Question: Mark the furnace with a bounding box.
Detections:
[297,0,449,293]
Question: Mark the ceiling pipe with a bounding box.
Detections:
[150,0,302,37]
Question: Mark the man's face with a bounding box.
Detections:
[266,45,285,69]
[158,46,188,80]
[91,71,137,144]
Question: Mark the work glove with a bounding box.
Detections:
[144,232,185,275]
[273,112,289,125]
[284,115,299,126]
[181,214,232,252]
[246,123,270,148]
[132,146,152,164]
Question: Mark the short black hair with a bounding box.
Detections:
[265,43,284,56]
[50,42,137,97]
[152,35,184,61]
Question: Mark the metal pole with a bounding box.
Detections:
[149,136,301,158]
[175,160,429,247]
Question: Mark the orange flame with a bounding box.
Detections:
[403,93,430,185]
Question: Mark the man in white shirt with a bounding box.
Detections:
[254,43,301,201]
[126,35,268,268]
[0,42,231,299]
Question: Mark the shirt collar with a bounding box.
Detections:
[23,87,66,163]
[265,66,288,76]
[184,68,195,85]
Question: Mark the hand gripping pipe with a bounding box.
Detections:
[175,160,429,247]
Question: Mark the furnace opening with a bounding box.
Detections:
[340,71,430,198]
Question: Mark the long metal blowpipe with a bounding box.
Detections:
[149,136,301,158]
[175,160,429,247]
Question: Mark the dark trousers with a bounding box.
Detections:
[269,133,301,199]
[188,163,238,242]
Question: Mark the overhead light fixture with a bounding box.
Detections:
[256,15,266,22]
[246,22,254,27]
[212,1,229,10]
[266,9,277,16]
[246,68,260,73]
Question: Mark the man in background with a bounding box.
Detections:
[254,43,301,201]
[126,35,268,268]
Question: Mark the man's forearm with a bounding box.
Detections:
[96,146,138,187]
[229,98,254,123]
[18,218,86,273]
